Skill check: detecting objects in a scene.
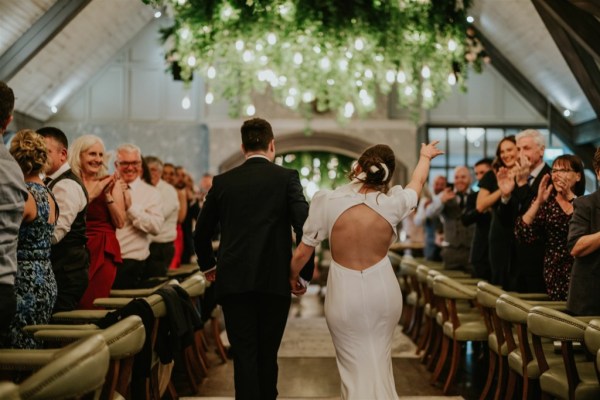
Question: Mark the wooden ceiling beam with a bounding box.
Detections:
[0,0,91,81]
[475,28,595,167]
[569,0,600,19]
[533,0,600,119]
[534,0,600,63]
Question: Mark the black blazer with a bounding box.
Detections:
[498,163,551,291]
[194,157,314,301]
[567,190,600,315]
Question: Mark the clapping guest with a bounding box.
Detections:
[515,155,584,300]
[6,130,58,348]
[69,135,125,309]
[476,136,519,286]
[497,129,551,292]
[113,144,163,289]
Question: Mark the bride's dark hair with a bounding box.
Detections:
[348,144,395,194]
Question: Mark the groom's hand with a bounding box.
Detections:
[204,269,216,282]
[290,277,307,296]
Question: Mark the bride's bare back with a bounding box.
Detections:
[330,203,393,270]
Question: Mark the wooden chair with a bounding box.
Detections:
[527,306,600,399]
[27,315,145,400]
[0,334,109,400]
[431,274,487,394]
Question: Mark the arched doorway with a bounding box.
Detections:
[219,131,408,184]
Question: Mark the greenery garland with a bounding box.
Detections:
[143,0,481,121]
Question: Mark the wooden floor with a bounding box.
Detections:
[174,286,486,399]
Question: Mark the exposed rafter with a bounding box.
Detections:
[569,0,600,19]
[0,0,91,81]
[475,28,595,168]
[533,0,600,119]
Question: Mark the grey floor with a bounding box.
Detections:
[180,287,469,399]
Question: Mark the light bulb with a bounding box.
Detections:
[397,71,406,83]
[50,105,58,114]
[354,38,365,51]
[448,73,457,85]
[421,66,431,79]
[246,104,256,116]
[187,55,196,66]
[344,102,355,118]
[563,109,572,117]
[267,33,277,45]
[181,96,191,110]
[293,52,303,65]
[235,40,244,51]
[205,92,214,104]
[207,66,216,79]
[386,70,395,84]
[319,57,331,70]
[448,39,457,52]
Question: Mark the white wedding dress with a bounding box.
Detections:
[302,182,418,400]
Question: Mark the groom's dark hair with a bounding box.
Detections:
[241,118,274,152]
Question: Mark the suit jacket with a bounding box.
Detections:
[194,157,314,301]
[441,191,475,249]
[567,190,600,315]
[498,163,551,292]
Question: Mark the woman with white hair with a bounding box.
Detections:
[68,134,126,309]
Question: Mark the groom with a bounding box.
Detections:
[194,117,314,399]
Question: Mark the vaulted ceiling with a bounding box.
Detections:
[1,0,599,151]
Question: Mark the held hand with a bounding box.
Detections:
[496,167,515,197]
[420,141,444,161]
[289,276,307,296]
[204,269,216,282]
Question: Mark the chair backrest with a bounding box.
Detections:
[180,273,207,298]
[19,334,109,400]
[528,306,588,341]
[432,274,476,300]
[584,319,600,356]
[0,381,19,400]
[476,281,505,308]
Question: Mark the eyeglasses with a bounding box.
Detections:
[551,168,574,174]
[116,160,141,167]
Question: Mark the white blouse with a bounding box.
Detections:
[301,181,418,248]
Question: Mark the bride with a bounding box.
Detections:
[290,141,442,399]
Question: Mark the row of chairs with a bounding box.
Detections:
[398,256,600,400]
[0,266,224,399]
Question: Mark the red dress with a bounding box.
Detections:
[78,192,122,309]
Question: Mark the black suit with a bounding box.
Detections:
[499,163,551,292]
[461,191,491,280]
[567,190,600,315]
[194,156,313,400]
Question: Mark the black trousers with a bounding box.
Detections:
[145,241,175,280]
[52,244,89,312]
[0,284,16,341]
[220,292,291,400]
[113,258,146,289]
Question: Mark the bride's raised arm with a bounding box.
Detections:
[405,141,443,198]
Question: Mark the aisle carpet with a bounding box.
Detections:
[277,316,418,358]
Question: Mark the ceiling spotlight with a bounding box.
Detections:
[50,105,58,114]
[466,16,474,23]
[154,10,162,18]
[563,109,571,117]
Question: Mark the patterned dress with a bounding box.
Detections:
[514,192,573,300]
[7,182,58,348]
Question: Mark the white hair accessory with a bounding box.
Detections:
[369,163,389,181]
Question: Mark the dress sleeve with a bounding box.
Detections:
[301,190,330,248]
[514,197,547,244]
[388,186,419,221]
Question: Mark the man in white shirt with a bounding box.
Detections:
[38,127,89,311]
[113,144,164,289]
[144,156,180,279]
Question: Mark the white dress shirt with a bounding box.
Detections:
[151,179,179,243]
[117,177,164,260]
[47,162,87,244]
